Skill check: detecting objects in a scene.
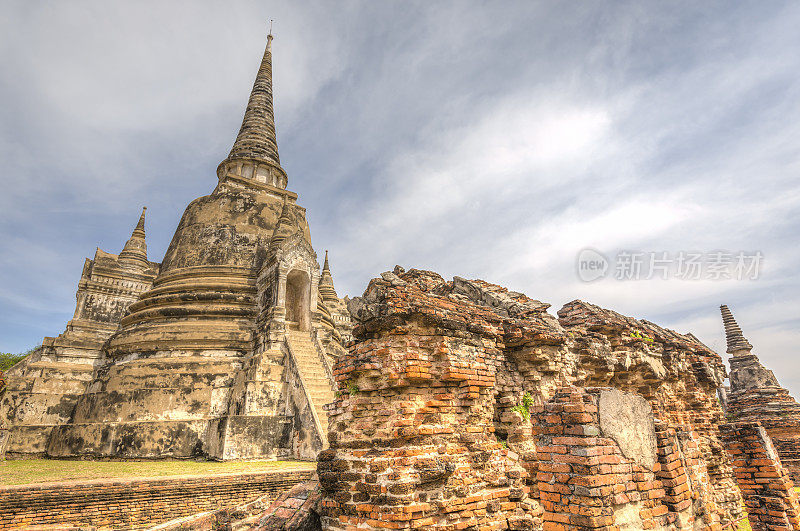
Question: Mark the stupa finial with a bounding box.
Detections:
[218,21,286,188]
[119,207,149,268]
[318,250,338,302]
[720,304,754,354]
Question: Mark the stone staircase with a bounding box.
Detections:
[286,330,335,439]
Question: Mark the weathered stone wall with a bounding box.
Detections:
[317,268,743,530]
[0,469,313,530]
[720,422,800,531]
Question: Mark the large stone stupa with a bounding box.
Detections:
[0,30,350,461]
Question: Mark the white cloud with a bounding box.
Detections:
[2,1,800,402]
[335,96,615,263]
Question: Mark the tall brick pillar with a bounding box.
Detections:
[318,329,541,529]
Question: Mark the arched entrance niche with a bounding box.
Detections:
[285,269,310,331]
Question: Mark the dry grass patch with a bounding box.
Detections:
[0,459,315,486]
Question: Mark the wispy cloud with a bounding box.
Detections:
[1,1,798,400]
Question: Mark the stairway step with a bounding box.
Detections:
[308,389,332,397]
[287,332,334,444]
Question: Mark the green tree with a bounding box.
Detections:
[0,349,33,372]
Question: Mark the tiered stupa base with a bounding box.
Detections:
[1,321,115,456]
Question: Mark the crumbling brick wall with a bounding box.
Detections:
[720,304,800,484]
[532,387,724,530]
[725,365,800,484]
[250,480,322,530]
[0,470,312,530]
[554,300,742,518]
[319,318,540,529]
[720,422,800,530]
[155,479,323,531]
[317,268,744,530]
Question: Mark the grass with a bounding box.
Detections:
[0,459,315,486]
[737,515,752,531]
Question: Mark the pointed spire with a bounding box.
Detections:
[119,207,149,268]
[318,250,339,302]
[133,207,146,236]
[218,24,287,188]
[720,304,754,354]
[722,304,781,393]
[269,197,294,248]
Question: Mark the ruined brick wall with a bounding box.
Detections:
[533,387,725,530]
[318,268,743,530]
[152,479,322,531]
[554,300,742,517]
[725,355,800,484]
[720,305,800,484]
[720,422,800,530]
[320,323,540,529]
[248,479,322,530]
[0,469,312,530]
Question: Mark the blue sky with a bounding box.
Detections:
[1,2,798,397]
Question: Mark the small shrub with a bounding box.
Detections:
[522,391,535,411]
[512,392,534,421]
[346,380,360,396]
[629,330,655,343]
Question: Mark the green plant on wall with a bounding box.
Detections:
[345,380,360,396]
[629,330,654,343]
[511,391,534,421]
